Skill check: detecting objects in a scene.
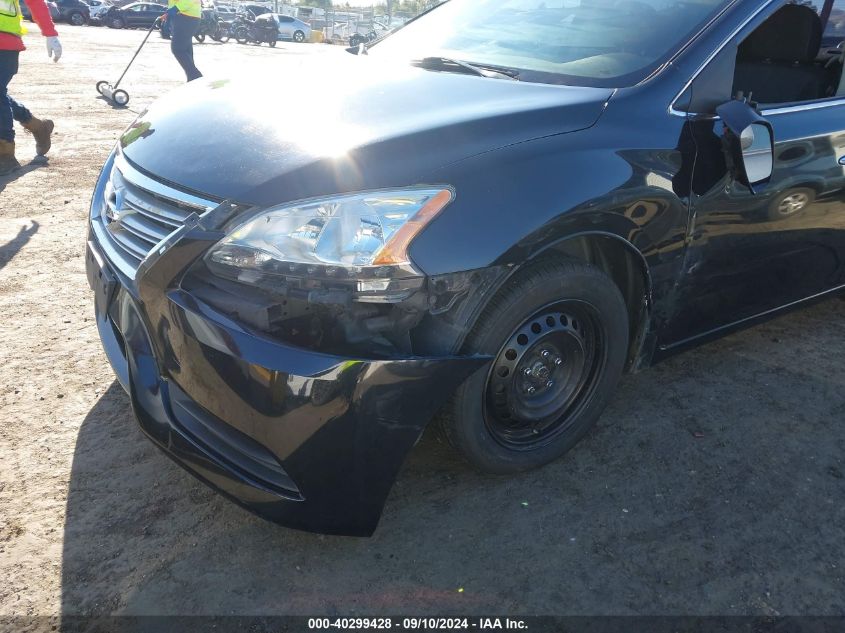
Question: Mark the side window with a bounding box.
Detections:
[732,2,844,106]
[822,0,845,46]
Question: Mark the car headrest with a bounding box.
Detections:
[738,4,822,63]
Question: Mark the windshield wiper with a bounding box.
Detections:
[412,56,520,81]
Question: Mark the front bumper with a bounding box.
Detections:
[86,215,488,536]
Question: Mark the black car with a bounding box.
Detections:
[87,0,845,536]
[19,0,61,21]
[54,0,89,24]
[103,1,163,28]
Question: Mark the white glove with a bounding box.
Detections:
[46,36,62,63]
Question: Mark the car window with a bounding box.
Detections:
[824,0,845,45]
[731,1,844,106]
[369,0,733,88]
[279,15,293,22]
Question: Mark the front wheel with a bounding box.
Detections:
[68,10,86,25]
[293,29,305,43]
[235,26,249,43]
[269,38,276,47]
[194,32,205,42]
[108,16,125,28]
[441,260,629,474]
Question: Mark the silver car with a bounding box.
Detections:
[275,14,311,43]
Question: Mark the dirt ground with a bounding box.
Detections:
[1,24,844,622]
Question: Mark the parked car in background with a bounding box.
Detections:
[275,14,310,42]
[237,3,271,18]
[103,1,163,28]
[85,0,112,23]
[215,4,237,22]
[86,0,845,537]
[54,0,89,24]
[20,0,61,21]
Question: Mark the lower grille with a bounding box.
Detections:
[92,154,218,279]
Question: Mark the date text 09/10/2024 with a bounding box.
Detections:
[307,618,529,630]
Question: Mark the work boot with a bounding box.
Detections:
[0,140,20,176]
[21,117,54,156]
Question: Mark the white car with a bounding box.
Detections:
[274,14,311,43]
[85,0,111,20]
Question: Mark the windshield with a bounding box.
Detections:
[369,0,732,87]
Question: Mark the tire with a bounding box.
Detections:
[441,260,629,474]
[269,38,276,47]
[349,34,362,47]
[235,26,249,43]
[68,10,86,25]
[109,16,125,28]
[767,187,815,221]
[112,89,130,107]
[195,32,205,42]
[293,29,305,43]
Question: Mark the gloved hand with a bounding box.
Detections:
[46,36,62,63]
[164,6,178,20]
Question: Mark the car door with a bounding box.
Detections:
[139,3,159,26]
[122,3,140,26]
[277,14,293,38]
[662,0,845,346]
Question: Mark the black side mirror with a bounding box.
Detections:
[716,99,775,193]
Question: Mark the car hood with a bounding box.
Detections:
[120,53,613,207]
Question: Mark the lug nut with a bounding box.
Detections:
[554,357,563,366]
[541,350,551,359]
[527,386,536,395]
[523,367,532,376]
[546,380,554,388]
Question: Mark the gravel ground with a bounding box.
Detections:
[1,25,844,622]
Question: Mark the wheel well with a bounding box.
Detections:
[540,234,651,369]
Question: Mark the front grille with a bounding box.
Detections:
[92,154,218,279]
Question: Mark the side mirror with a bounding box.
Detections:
[716,99,775,193]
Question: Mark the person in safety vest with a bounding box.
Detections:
[163,0,202,82]
[0,0,61,175]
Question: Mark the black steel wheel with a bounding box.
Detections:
[485,302,602,448]
[441,260,630,473]
[109,16,124,28]
[68,10,86,25]
[235,26,249,43]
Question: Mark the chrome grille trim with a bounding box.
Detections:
[92,153,218,280]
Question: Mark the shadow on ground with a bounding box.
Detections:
[0,220,39,271]
[0,162,45,195]
[60,299,845,617]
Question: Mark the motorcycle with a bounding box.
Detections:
[234,11,278,47]
[349,29,377,48]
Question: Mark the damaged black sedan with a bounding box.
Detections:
[87,0,845,535]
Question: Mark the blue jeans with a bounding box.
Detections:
[0,51,33,143]
[170,13,203,82]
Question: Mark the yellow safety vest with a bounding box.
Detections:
[168,0,200,19]
[0,0,26,37]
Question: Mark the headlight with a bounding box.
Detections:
[205,187,454,303]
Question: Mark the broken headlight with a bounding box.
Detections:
[205,187,454,303]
